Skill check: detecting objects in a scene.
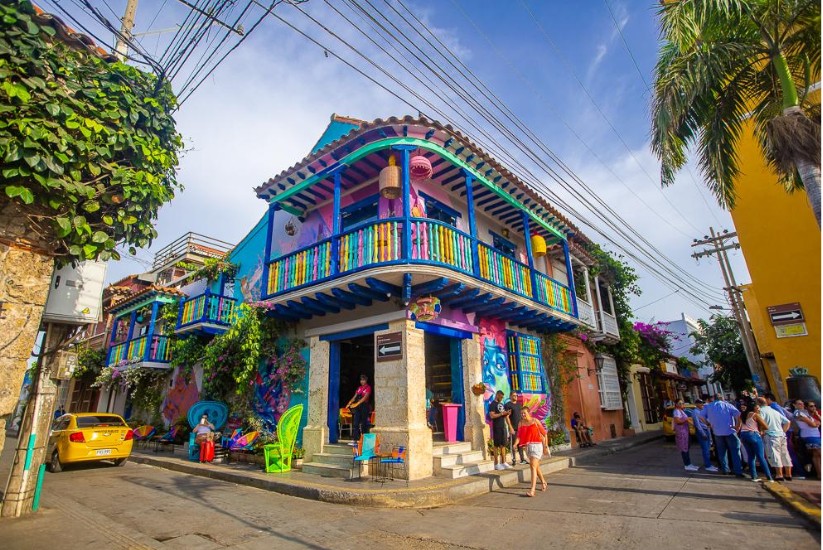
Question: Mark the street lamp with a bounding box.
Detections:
[589,353,606,375]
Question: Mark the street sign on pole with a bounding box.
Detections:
[376,332,403,362]
[766,303,804,326]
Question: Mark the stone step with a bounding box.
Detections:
[433,449,485,470]
[311,452,356,468]
[301,461,356,479]
[431,441,473,456]
[436,460,495,479]
[325,443,356,456]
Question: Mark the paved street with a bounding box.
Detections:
[0,441,818,549]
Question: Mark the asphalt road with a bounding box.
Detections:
[0,440,818,549]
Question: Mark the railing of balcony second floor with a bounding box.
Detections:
[107,334,171,367]
[177,291,237,330]
[576,297,597,329]
[600,310,619,337]
[264,217,575,317]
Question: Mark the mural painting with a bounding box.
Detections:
[162,368,200,425]
[479,317,510,420]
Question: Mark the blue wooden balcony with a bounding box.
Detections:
[263,217,576,332]
[175,291,237,335]
[106,334,171,368]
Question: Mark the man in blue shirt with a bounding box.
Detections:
[689,399,718,471]
[703,395,744,477]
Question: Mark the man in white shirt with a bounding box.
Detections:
[757,397,792,481]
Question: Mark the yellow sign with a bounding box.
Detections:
[774,323,808,338]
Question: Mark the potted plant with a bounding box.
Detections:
[293,447,305,469]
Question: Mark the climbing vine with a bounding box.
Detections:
[0,1,182,264]
[71,346,106,380]
[541,333,578,432]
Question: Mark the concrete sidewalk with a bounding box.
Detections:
[763,476,821,527]
[129,430,664,508]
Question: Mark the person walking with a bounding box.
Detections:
[758,397,792,481]
[490,390,512,470]
[738,402,774,482]
[514,406,549,497]
[704,394,744,477]
[346,374,372,443]
[690,399,717,472]
[505,391,527,466]
[673,401,698,472]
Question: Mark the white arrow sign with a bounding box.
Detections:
[378,344,401,355]
[772,311,802,321]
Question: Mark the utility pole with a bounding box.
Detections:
[114,0,139,61]
[691,228,768,391]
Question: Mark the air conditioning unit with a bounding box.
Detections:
[42,261,107,325]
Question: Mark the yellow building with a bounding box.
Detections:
[729,101,821,400]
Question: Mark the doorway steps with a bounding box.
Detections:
[433,441,494,479]
[301,443,358,479]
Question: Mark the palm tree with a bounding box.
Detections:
[652,0,821,226]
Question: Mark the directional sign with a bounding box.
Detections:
[376,332,403,362]
[766,302,804,326]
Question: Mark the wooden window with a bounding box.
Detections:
[506,332,545,393]
[638,372,660,423]
[596,355,622,410]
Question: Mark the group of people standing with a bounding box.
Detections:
[672,392,821,482]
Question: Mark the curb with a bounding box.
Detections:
[762,481,821,527]
[130,432,663,508]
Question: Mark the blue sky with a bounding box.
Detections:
[42,0,747,324]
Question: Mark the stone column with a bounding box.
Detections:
[0,235,54,467]
[302,336,328,462]
[371,320,432,480]
[461,334,489,458]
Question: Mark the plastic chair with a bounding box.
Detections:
[379,446,408,486]
[153,426,179,453]
[221,428,243,449]
[339,408,353,439]
[187,401,229,461]
[263,404,304,473]
[351,433,380,480]
[133,425,156,449]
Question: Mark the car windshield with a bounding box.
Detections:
[76,415,127,428]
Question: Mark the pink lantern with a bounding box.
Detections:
[409,154,432,181]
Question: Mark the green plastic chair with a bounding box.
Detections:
[263,404,304,473]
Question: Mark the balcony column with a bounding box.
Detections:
[594,274,604,330]
[106,314,121,366]
[561,240,578,318]
[125,311,137,341]
[521,211,538,300]
[260,201,278,299]
[145,301,160,361]
[462,169,480,275]
[330,168,343,276]
[392,145,416,261]
[302,336,329,462]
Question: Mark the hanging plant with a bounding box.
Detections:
[193,258,240,282]
[268,339,307,393]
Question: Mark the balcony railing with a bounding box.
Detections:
[264,217,575,317]
[107,334,171,367]
[600,310,619,338]
[576,298,597,329]
[177,291,237,331]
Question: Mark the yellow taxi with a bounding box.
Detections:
[662,404,698,439]
[47,413,134,472]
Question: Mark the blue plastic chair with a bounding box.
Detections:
[351,433,379,480]
[187,401,228,461]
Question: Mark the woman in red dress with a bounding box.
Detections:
[514,406,549,496]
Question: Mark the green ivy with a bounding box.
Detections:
[541,333,578,430]
[72,346,106,380]
[0,1,183,264]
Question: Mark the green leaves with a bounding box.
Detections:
[5,184,33,203]
[0,0,183,263]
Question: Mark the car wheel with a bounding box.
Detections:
[113,457,128,467]
[49,450,63,473]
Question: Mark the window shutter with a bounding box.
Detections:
[597,356,622,410]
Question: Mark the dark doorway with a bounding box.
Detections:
[331,334,374,443]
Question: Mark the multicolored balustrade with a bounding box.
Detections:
[534,271,572,314]
[107,335,171,367]
[264,216,574,319]
[410,220,473,274]
[477,244,533,298]
[178,292,236,328]
[338,221,401,273]
[268,240,333,295]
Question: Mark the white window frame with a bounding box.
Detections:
[597,355,622,410]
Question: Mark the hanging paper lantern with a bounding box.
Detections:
[379,155,401,199]
[531,234,547,257]
[409,154,432,181]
